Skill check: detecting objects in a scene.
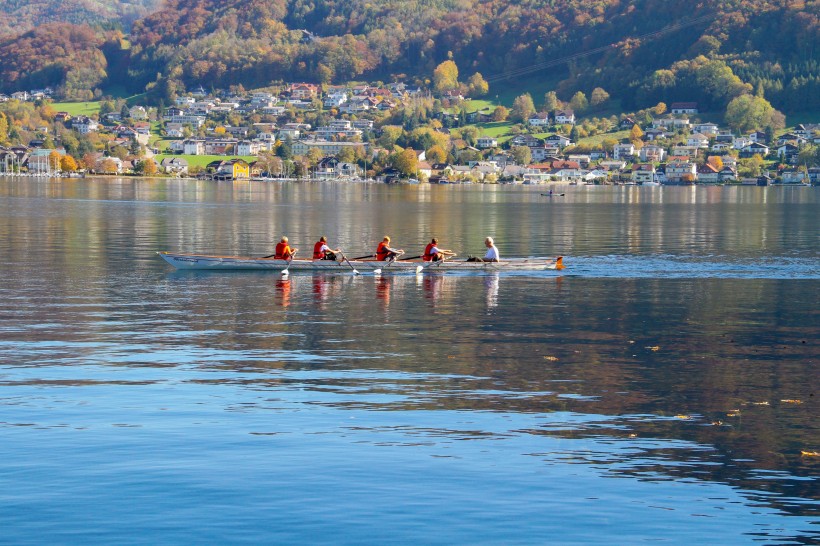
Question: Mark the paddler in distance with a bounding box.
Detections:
[423,238,457,262]
[376,236,404,261]
[313,236,341,261]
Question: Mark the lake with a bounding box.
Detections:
[0,177,818,544]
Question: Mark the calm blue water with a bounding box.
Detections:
[1,178,818,544]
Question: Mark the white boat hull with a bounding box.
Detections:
[158,252,564,273]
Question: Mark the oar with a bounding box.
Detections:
[281,251,297,276]
[352,254,375,260]
[373,251,404,275]
[416,254,456,275]
[339,252,360,275]
[399,255,422,261]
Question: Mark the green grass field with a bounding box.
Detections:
[153,154,257,169]
[51,101,101,117]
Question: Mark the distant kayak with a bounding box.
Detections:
[541,193,565,197]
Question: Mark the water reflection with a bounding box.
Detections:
[1,177,819,542]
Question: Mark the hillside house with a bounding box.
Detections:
[687,133,710,148]
[639,145,666,163]
[546,134,572,148]
[554,110,575,125]
[476,136,498,149]
[697,163,720,183]
[160,157,189,175]
[670,102,698,114]
[665,160,697,183]
[613,143,635,160]
[740,143,769,158]
[183,139,205,155]
[528,112,550,127]
[631,164,657,184]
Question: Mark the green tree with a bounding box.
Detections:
[725,94,785,133]
[306,147,324,167]
[511,146,532,165]
[377,125,403,148]
[433,60,459,94]
[542,91,560,113]
[277,138,293,159]
[511,93,535,123]
[570,91,588,113]
[337,146,355,163]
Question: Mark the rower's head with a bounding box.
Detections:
[281,236,289,243]
[431,238,438,244]
[319,236,327,242]
[383,236,390,243]
[485,237,494,247]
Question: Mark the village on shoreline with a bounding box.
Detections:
[1,79,819,187]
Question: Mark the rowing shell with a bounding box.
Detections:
[158,252,564,273]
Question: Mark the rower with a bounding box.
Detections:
[313,236,341,261]
[467,237,500,262]
[376,236,403,261]
[274,236,298,260]
[423,238,456,262]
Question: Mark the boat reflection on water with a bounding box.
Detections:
[275,277,292,307]
[485,273,499,310]
[375,275,392,308]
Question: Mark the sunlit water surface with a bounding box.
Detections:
[1,178,818,544]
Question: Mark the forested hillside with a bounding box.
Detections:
[1,0,818,113]
[0,0,162,37]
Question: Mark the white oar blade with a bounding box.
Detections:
[373,268,381,275]
[415,265,423,275]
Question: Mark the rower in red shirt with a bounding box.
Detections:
[313,236,341,260]
[273,236,298,260]
[376,236,404,261]
[423,238,456,262]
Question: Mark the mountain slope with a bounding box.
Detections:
[1,0,818,113]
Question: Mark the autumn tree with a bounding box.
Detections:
[433,60,459,94]
[306,147,324,167]
[60,154,78,172]
[707,156,724,170]
[99,158,118,174]
[590,88,610,108]
[492,106,509,122]
[467,73,489,97]
[0,112,8,145]
[630,124,644,143]
[141,159,157,176]
[511,93,535,123]
[570,91,588,113]
[426,144,447,165]
[391,148,419,177]
[542,91,560,113]
[48,150,61,171]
